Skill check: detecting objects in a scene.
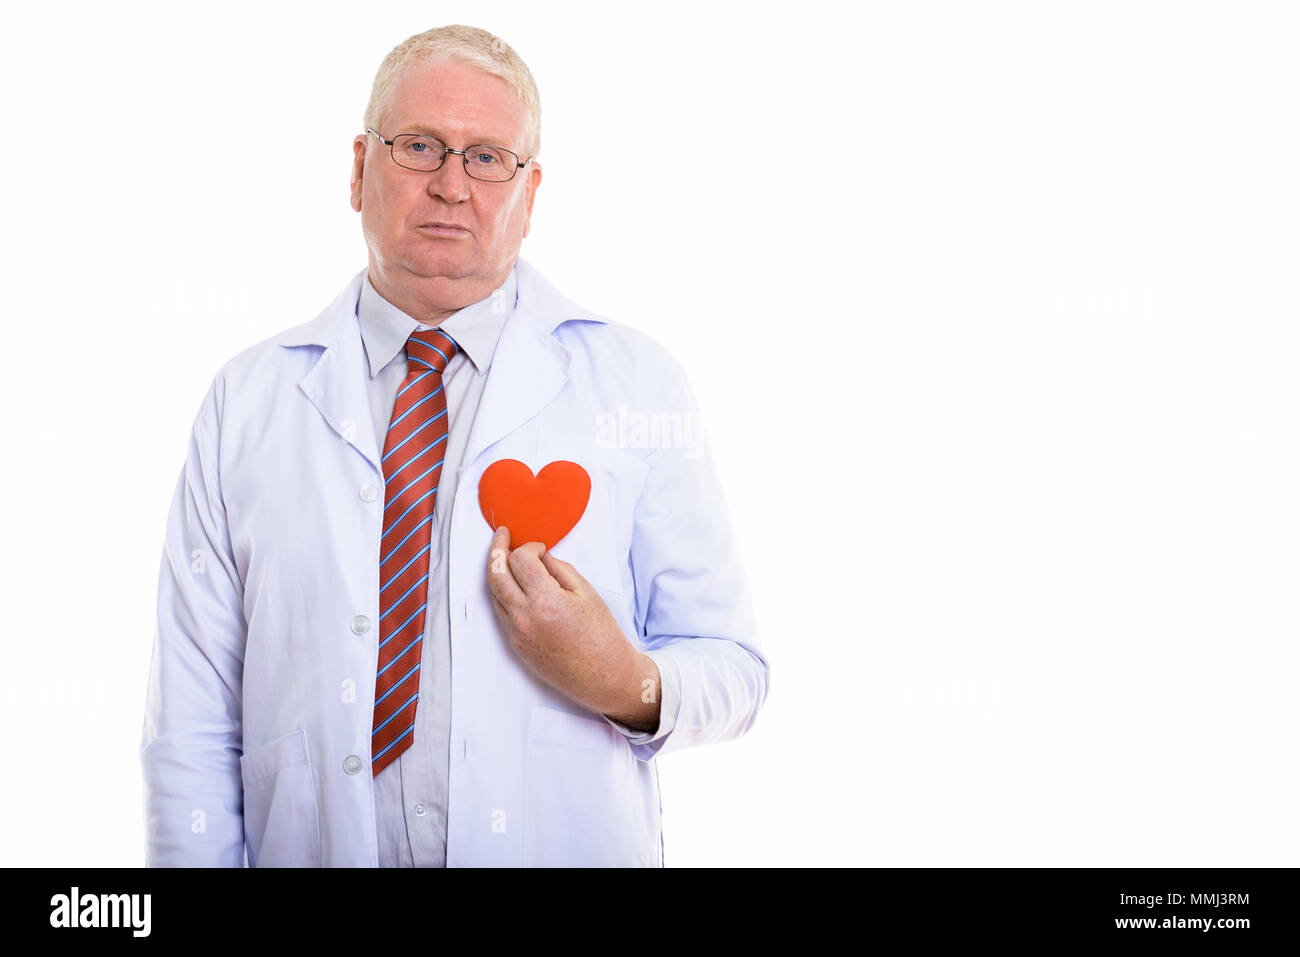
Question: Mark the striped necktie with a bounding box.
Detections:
[372,327,459,776]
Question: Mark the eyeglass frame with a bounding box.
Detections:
[365,127,530,182]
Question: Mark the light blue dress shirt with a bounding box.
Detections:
[357,260,677,867]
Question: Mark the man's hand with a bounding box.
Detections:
[486,525,661,733]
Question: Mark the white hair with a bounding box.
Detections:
[362,24,541,159]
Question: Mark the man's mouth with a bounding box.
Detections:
[418,222,470,239]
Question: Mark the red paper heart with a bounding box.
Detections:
[478,459,591,550]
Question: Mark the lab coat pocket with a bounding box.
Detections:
[523,705,653,866]
[589,580,638,649]
[543,499,630,619]
[240,728,322,868]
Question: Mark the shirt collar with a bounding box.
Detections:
[356,265,518,378]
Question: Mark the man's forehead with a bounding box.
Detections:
[387,63,525,146]
[392,120,519,147]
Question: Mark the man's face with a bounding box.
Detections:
[350,58,541,300]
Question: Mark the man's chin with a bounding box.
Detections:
[402,250,476,283]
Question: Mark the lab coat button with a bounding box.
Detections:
[350,615,371,635]
[360,484,379,502]
[343,755,363,774]
[414,803,426,817]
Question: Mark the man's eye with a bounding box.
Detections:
[472,152,500,165]
[409,142,429,153]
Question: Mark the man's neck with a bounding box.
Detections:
[366,265,511,325]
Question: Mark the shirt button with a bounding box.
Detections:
[360,484,379,502]
[343,755,363,774]
[350,615,370,635]
[414,803,427,817]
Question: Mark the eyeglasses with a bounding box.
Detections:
[366,128,529,182]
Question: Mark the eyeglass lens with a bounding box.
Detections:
[390,134,517,181]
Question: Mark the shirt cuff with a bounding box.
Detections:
[602,648,682,755]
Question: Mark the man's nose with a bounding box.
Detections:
[427,154,471,203]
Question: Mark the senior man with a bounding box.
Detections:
[140,24,768,867]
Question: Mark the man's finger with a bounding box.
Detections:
[507,539,559,597]
[487,525,526,611]
[539,550,590,595]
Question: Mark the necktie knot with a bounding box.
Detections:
[406,328,459,376]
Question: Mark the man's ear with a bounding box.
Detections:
[522,161,542,237]
[350,135,368,212]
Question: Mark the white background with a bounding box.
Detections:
[1,0,1297,866]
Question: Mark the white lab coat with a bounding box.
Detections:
[140,256,769,867]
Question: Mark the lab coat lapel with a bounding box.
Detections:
[276,260,604,479]
[459,259,578,471]
[278,268,384,474]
